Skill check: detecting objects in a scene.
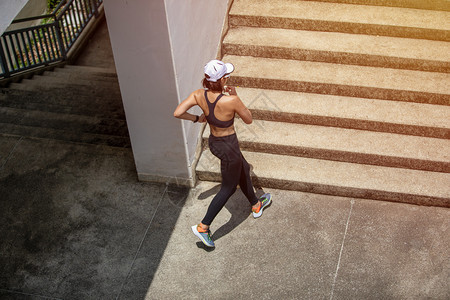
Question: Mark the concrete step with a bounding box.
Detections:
[203,119,450,172]
[304,0,450,11]
[0,107,129,137]
[1,89,124,111]
[235,87,450,139]
[200,0,450,207]
[0,97,125,120]
[7,80,121,98]
[229,0,450,41]
[62,65,118,77]
[196,149,450,207]
[0,95,125,120]
[21,75,122,93]
[224,27,450,72]
[0,63,129,147]
[44,68,120,83]
[225,54,450,105]
[0,123,131,148]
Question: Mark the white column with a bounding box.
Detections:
[103,0,229,186]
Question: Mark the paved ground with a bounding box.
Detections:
[1,17,449,300]
[148,182,450,300]
[0,136,189,299]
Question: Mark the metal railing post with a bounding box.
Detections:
[0,39,11,78]
[95,0,99,17]
[53,14,67,61]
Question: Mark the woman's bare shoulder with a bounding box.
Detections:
[221,94,240,102]
[190,89,204,97]
[224,94,244,106]
[190,89,205,102]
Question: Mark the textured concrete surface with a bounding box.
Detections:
[230,0,450,30]
[212,0,450,209]
[234,87,450,140]
[230,0,450,41]
[225,55,450,104]
[234,87,450,136]
[0,136,189,299]
[203,119,450,172]
[1,7,449,300]
[146,181,450,300]
[224,27,450,72]
[302,0,450,11]
[197,149,450,206]
[1,136,449,299]
[74,18,117,71]
[0,20,129,148]
[225,26,450,61]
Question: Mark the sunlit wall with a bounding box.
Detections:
[103,0,229,185]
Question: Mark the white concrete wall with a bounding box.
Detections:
[165,0,229,166]
[0,0,29,34]
[103,0,228,185]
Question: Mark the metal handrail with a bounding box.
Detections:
[0,0,103,79]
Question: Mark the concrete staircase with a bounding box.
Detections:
[0,65,130,148]
[196,0,450,207]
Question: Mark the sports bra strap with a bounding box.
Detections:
[214,93,224,103]
[204,90,234,128]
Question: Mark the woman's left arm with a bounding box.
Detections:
[173,91,205,122]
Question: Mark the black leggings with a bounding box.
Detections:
[202,133,259,226]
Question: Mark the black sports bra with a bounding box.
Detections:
[204,90,234,128]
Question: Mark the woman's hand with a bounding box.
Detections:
[198,113,206,123]
[225,86,237,95]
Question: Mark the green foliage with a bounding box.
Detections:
[44,0,63,22]
[47,0,63,11]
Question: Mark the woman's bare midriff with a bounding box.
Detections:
[209,124,236,137]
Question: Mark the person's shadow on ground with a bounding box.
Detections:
[196,178,266,250]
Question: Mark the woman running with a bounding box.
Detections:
[173,59,272,248]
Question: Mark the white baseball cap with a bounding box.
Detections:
[204,60,234,82]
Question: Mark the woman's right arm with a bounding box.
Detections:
[233,96,253,124]
[173,90,206,122]
[225,86,252,124]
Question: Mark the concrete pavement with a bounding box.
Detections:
[0,136,448,299]
[147,181,450,299]
[0,136,187,299]
[1,17,449,300]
